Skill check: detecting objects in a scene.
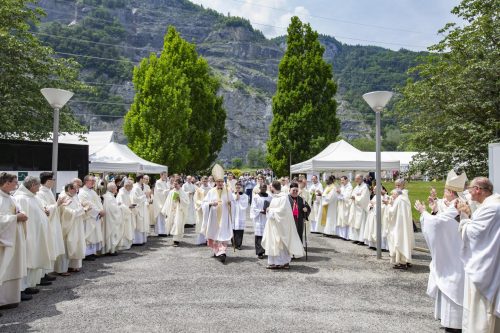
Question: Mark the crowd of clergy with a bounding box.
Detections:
[0,165,498,333]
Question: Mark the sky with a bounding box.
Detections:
[189,0,461,51]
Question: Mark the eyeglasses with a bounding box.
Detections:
[467,185,484,190]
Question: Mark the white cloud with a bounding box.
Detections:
[190,0,311,38]
[189,0,459,51]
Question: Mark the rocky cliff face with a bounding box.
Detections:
[37,0,410,164]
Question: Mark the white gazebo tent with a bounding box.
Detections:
[89,142,167,174]
[50,131,114,154]
[290,139,401,173]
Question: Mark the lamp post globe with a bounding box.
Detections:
[41,88,74,195]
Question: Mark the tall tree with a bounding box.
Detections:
[0,0,86,139]
[267,16,339,176]
[394,0,499,178]
[124,26,226,173]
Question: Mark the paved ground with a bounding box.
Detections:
[0,222,440,333]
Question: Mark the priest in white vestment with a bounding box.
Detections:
[262,180,305,269]
[153,172,171,236]
[348,175,370,243]
[116,181,135,250]
[298,179,310,205]
[194,177,211,245]
[317,175,339,236]
[78,175,105,257]
[309,175,324,233]
[208,176,215,189]
[231,182,248,250]
[280,177,290,195]
[364,187,390,249]
[55,183,86,275]
[201,164,234,263]
[102,183,123,254]
[416,170,467,331]
[36,172,65,275]
[457,177,500,333]
[143,175,155,227]
[131,175,149,245]
[182,176,197,227]
[14,177,52,290]
[0,173,27,308]
[335,176,352,239]
[161,179,189,247]
[250,184,271,259]
[227,173,237,193]
[252,175,265,198]
[387,188,414,269]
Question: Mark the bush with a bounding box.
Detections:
[227,169,242,178]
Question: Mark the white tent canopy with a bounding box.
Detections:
[89,142,167,174]
[290,139,402,173]
[44,131,114,154]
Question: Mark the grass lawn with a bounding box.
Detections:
[383,180,445,222]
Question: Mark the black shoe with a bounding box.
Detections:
[218,254,226,263]
[21,292,33,301]
[258,254,264,259]
[43,274,56,281]
[444,328,462,333]
[83,255,96,261]
[107,252,119,256]
[158,234,168,237]
[37,280,52,286]
[352,241,360,244]
[173,241,180,247]
[24,287,40,295]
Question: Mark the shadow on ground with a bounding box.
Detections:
[0,237,166,332]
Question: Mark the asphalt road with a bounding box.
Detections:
[0,223,439,333]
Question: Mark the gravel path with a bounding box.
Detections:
[0,224,439,333]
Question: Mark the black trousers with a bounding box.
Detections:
[245,189,253,204]
[233,229,244,248]
[255,235,265,255]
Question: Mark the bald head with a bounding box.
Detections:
[472,177,493,193]
[468,177,493,203]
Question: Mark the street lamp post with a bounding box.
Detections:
[362,91,393,259]
[41,88,74,195]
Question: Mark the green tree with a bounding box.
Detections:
[394,0,499,178]
[124,26,226,173]
[382,127,402,151]
[267,16,339,176]
[350,138,376,151]
[0,0,86,139]
[231,157,243,169]
[247,147,267,168]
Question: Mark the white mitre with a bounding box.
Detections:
[212,164,224,182]
[445,169,467,193]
